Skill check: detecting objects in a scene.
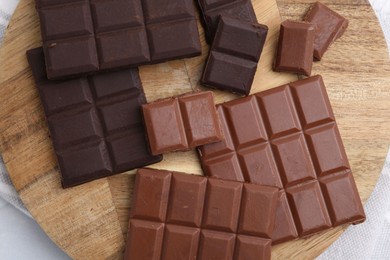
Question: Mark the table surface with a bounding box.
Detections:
[1,0,390,259]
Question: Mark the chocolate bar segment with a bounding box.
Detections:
[271,191,298,244]
[125,168,279,260]
[274,20,315,76]
[142,91,223,155]
[201,16,268,95]
[35,0,201,79]
[197,0,257,43]
[27,47,162,188]
[304,1,349,60]
[198,75,366,243]
[286,180,332,236]
[319,171,365,226]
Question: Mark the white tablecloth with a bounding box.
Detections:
[0,0,389,259]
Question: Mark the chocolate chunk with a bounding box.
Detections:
[35,0,201,79]
[125,168,278,260]
[201,16,268,95]
[274,20,316,76]
[198,75,366,243]
[142,91,223,155]
[304,1,348,60]
[27,47,162,188]
[197,0,257,43]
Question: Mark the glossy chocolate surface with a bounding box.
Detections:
[35,0,201,79]
[201,16,268,95]
[304,1,349,60]
[142,91,223,155]
[125,168,278,260]
[27,47,162,188]
[197,0,257,43]
[198,75,366,244]
[274,20,316,76]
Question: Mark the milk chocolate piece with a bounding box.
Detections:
[125,168,278,260]
[197,0,257,43]
[201,16,268,95]
[27,48,162,188]
[198,75,366,243]
[35,0,201,79]
[304,2,349,60]
[274,20,315,76]
[142,92,223,155]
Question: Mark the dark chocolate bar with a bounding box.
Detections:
[27,47,162,188]
[304,1,349,60]
[274,20,315,76]
[35,0,201,79]
[197,0,257,43]
[198,75,366,244]
[201,16,268,95]
[124,168,279,260]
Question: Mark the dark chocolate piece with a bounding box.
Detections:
[197,0,257,43]
[201,16,268,95]
[35,0,201,79]
[274,20,315,76]
[142,92,223,155]
[198,75,366,243]
[27,47,162,188]
[125,168,279,260]
[304,1,349,60]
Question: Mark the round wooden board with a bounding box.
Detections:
[0,0,389,259]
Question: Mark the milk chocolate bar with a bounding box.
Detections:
[197,0,257,43]
[304,1,349,60]
[124,168,279,260]
[35,0,201,79]
[27,47,162,188]
[274,20,315,76]
[198,75,366,243]
[201,16,268,95]
[142,92,223,155]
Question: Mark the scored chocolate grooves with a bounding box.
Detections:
[198,75,366,244]
[27,47,162,187]
[125,168,279,260]
[36,0,201,79]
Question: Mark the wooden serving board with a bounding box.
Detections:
[0,0,389,259]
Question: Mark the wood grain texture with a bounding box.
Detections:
[0,0,389,259]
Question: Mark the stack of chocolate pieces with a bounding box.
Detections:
[27,0,365,259]
[29,0,270,187]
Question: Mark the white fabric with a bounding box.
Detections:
[0,197,70,259]
[0,156,31,216]
[0,0,18,44]
[0,0,389,259]
[371,0,390,52]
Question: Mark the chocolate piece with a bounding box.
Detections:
[27,48,162,188]
[274,20,315,76]
[35,0,201,79]
[142,92,223,155]
[125,168,278,260]
[304,2,348,60]
[197,0,257,43]
[201,16,268,95]
[198,75,366,243]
